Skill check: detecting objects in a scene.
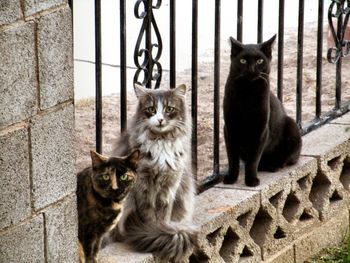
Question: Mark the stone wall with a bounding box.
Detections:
[0,1,77,262]
[99,114,350,262]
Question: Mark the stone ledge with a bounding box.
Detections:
[98,114,350,262]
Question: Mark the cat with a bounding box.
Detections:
[223,35,302,187]
[111,84,197,262]
[77,149,139,263]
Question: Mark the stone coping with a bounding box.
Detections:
[98,113,350,263]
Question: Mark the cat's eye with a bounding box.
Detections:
[147,106,156,114]
[165,106,175,113]
[102,174,110,181]
[120,174,128,181]
[240,58,247,64]
[256,59,264,64]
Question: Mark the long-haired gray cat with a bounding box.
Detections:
[111,84,197,262]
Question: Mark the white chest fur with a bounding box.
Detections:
[137,132,188,171]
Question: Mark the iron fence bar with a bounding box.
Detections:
[69,0,73,39]
[120,0,127,132]
[192,0,198,181]
[146,0,153,89]
[296,0,304,127]
[150,1,163,89]
[237,0,243,41]
[95,0,102,153]
[335,8,343,109]
[316,0,324,119]
[257,0,263,43]
[327,0,350,64]
[134,3,149,86]
[133,0,163,89]
[277,0,285,101]
[213,0,221,176]
[170,0,176,88]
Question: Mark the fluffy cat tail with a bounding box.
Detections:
[121,212,197,262]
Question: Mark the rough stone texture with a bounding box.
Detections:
[294,207,349,262]
[331,112,350,124]
[0,1,22,25]
[216,157,320,260]
[45,194,79,263]
[1,2,76,262]
[99,243,154,263]
[24,0,66,17]
[263,245,294,263]
[302,123,350,220]
[0,215,45,262]
[37,7,73,110]
[0,124,31,229]
[194,187,261,263]
[0,22,37,128]
[301,123,350,157]
[31,104,75,209]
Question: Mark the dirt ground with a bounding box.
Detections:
[74,23,350,182]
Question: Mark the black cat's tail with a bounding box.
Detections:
[120,211,197,262]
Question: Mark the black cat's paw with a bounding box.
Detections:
[245,177,260,187]
[223,174,238,184]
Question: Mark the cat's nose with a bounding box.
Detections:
[111,177,118,189]
[158,118,164,125]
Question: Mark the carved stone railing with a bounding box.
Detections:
[99,113,350,263]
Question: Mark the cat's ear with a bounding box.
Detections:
[229,37,244,57]
[173,84,187,98]
[125,150,140,170]
[259,34,276,59]
[134,83,149,98]
[90,150,108,168]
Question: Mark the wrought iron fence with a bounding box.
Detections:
[79,0,350,190]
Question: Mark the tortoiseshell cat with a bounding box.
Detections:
[112,84,197,262]
[77,150,139,263]
[223,35,302,187]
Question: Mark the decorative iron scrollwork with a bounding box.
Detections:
[327,0,350,63]
[133,0,163,89]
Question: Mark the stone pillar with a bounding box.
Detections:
[0,1,77,262]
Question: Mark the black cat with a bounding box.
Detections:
[223,35,302,187]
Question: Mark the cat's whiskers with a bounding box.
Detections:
[256,72,270,84]
[259,72,269,79]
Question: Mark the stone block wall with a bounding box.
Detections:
[0,1,77,262]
